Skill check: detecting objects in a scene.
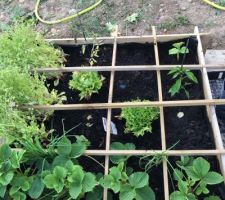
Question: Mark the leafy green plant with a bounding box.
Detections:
[0,68,66,106]
[0,94,47,143]
[0,135,98,199]
[120,100,159,137]
[168,66,198,98]
[126,13,140,23]
[100,162,155,200]
[0,23,64,71]
[169,42,189,61]
[169,156,224,200]
[69,71,104,100]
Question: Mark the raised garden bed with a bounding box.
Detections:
[1,25,225,200]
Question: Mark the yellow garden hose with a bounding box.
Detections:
[35,0,103,25]
[201,0,225,10]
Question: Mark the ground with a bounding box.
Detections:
[1,0,225,49]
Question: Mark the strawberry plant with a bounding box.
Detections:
[169,156,224,200]
[69,71,105,100]
[120,100,159,137]
[100,162,155,200]
[169,42,189,61]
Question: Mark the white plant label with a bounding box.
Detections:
[102,117,118,135]
[177,112,184,119]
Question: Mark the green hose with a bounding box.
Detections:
[202,0,225,10]
[35,0,103,25]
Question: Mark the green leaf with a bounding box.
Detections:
[52,155,70,167]
[169,78,181,96]
[193,157,210,178]
[99,175,114,189]
[128,172,149,189]
[67,165,84,183]
[170,191,187,200]
[173,42,184,49]
[178,179,188,194]
[57,136,72,156]
[0,144,12,162]
[0,171,14,186]
[28,177,44,199]
[136,186,155,200]
[69,181,82,199]
[173,169,184,181]
[119,185,136,200]
[10,150,25,169]
[110,142,136,164]
[169,48,179,55]
[0,185,6,198]
[185,71,198,83]
[126,13,139,23]
[203,172,224,185]
[86,186,103,200]
[70,143,86,158]
[82,172,97,193]
[54,166,67,179]
[204,196,221,200]
[185,167,200,181]
[180,47,189,54]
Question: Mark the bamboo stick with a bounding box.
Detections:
[26,99,225,111]
[35,64,225,73]
[152,26,169,200]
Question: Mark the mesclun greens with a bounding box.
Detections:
[168,66,198,98]
[169,42,189,61]
[0,23,64,71]
[69,71,105,100]
[120,100,159,137]
[100,162,155,200]
[0,135,99,200]
[169,156,224,200]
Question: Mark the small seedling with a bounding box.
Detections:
[126,13,140,23]
[169,156,224,200]
[120,100,159,137]
[168,66,198,98]
[69,71,104,100]
[169,42,189,61]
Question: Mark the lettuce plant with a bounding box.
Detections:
[0,23,64,71]
[170,156,224,200]
[100,162,155,200]
[169,42,189,61]
[69,71,104,100]
[120,100,159,137]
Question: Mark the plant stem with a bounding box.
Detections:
[181,38,190,70]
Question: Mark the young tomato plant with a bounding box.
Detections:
[69,71,104,100]
[120,100,159,137]
[169,42,189,61]
[100,162,155,200]
[169,156,224,200]
[168,66,198,98]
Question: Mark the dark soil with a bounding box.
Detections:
[59,44,113,67]
[45,109,107,150]
[168,156,225,200]
[165,106,215,150]
[158,38,199,65]
[116,43,155,65]
[161,70,204,100]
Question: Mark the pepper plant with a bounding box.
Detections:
[169,42,189,61]
[169,156,224,200]
[69,71,105,100]
[120,100,159,137]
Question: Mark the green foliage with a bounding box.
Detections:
[120,100,159,137]
[100,162,155,200]
[0,135,94,199]
[0,68,66,106]
[169,42,189,61]
[0,23,64,71]
[0,94,47,143]
[170,156,224,200]
[106,22,117,33]
[126,13,140,23]
[69,71,104,100]
[110,142,136,164]
[168,66,198,98]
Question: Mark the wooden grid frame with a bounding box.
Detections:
[30,26,225,200]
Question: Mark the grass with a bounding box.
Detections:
[159,14,190,30]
